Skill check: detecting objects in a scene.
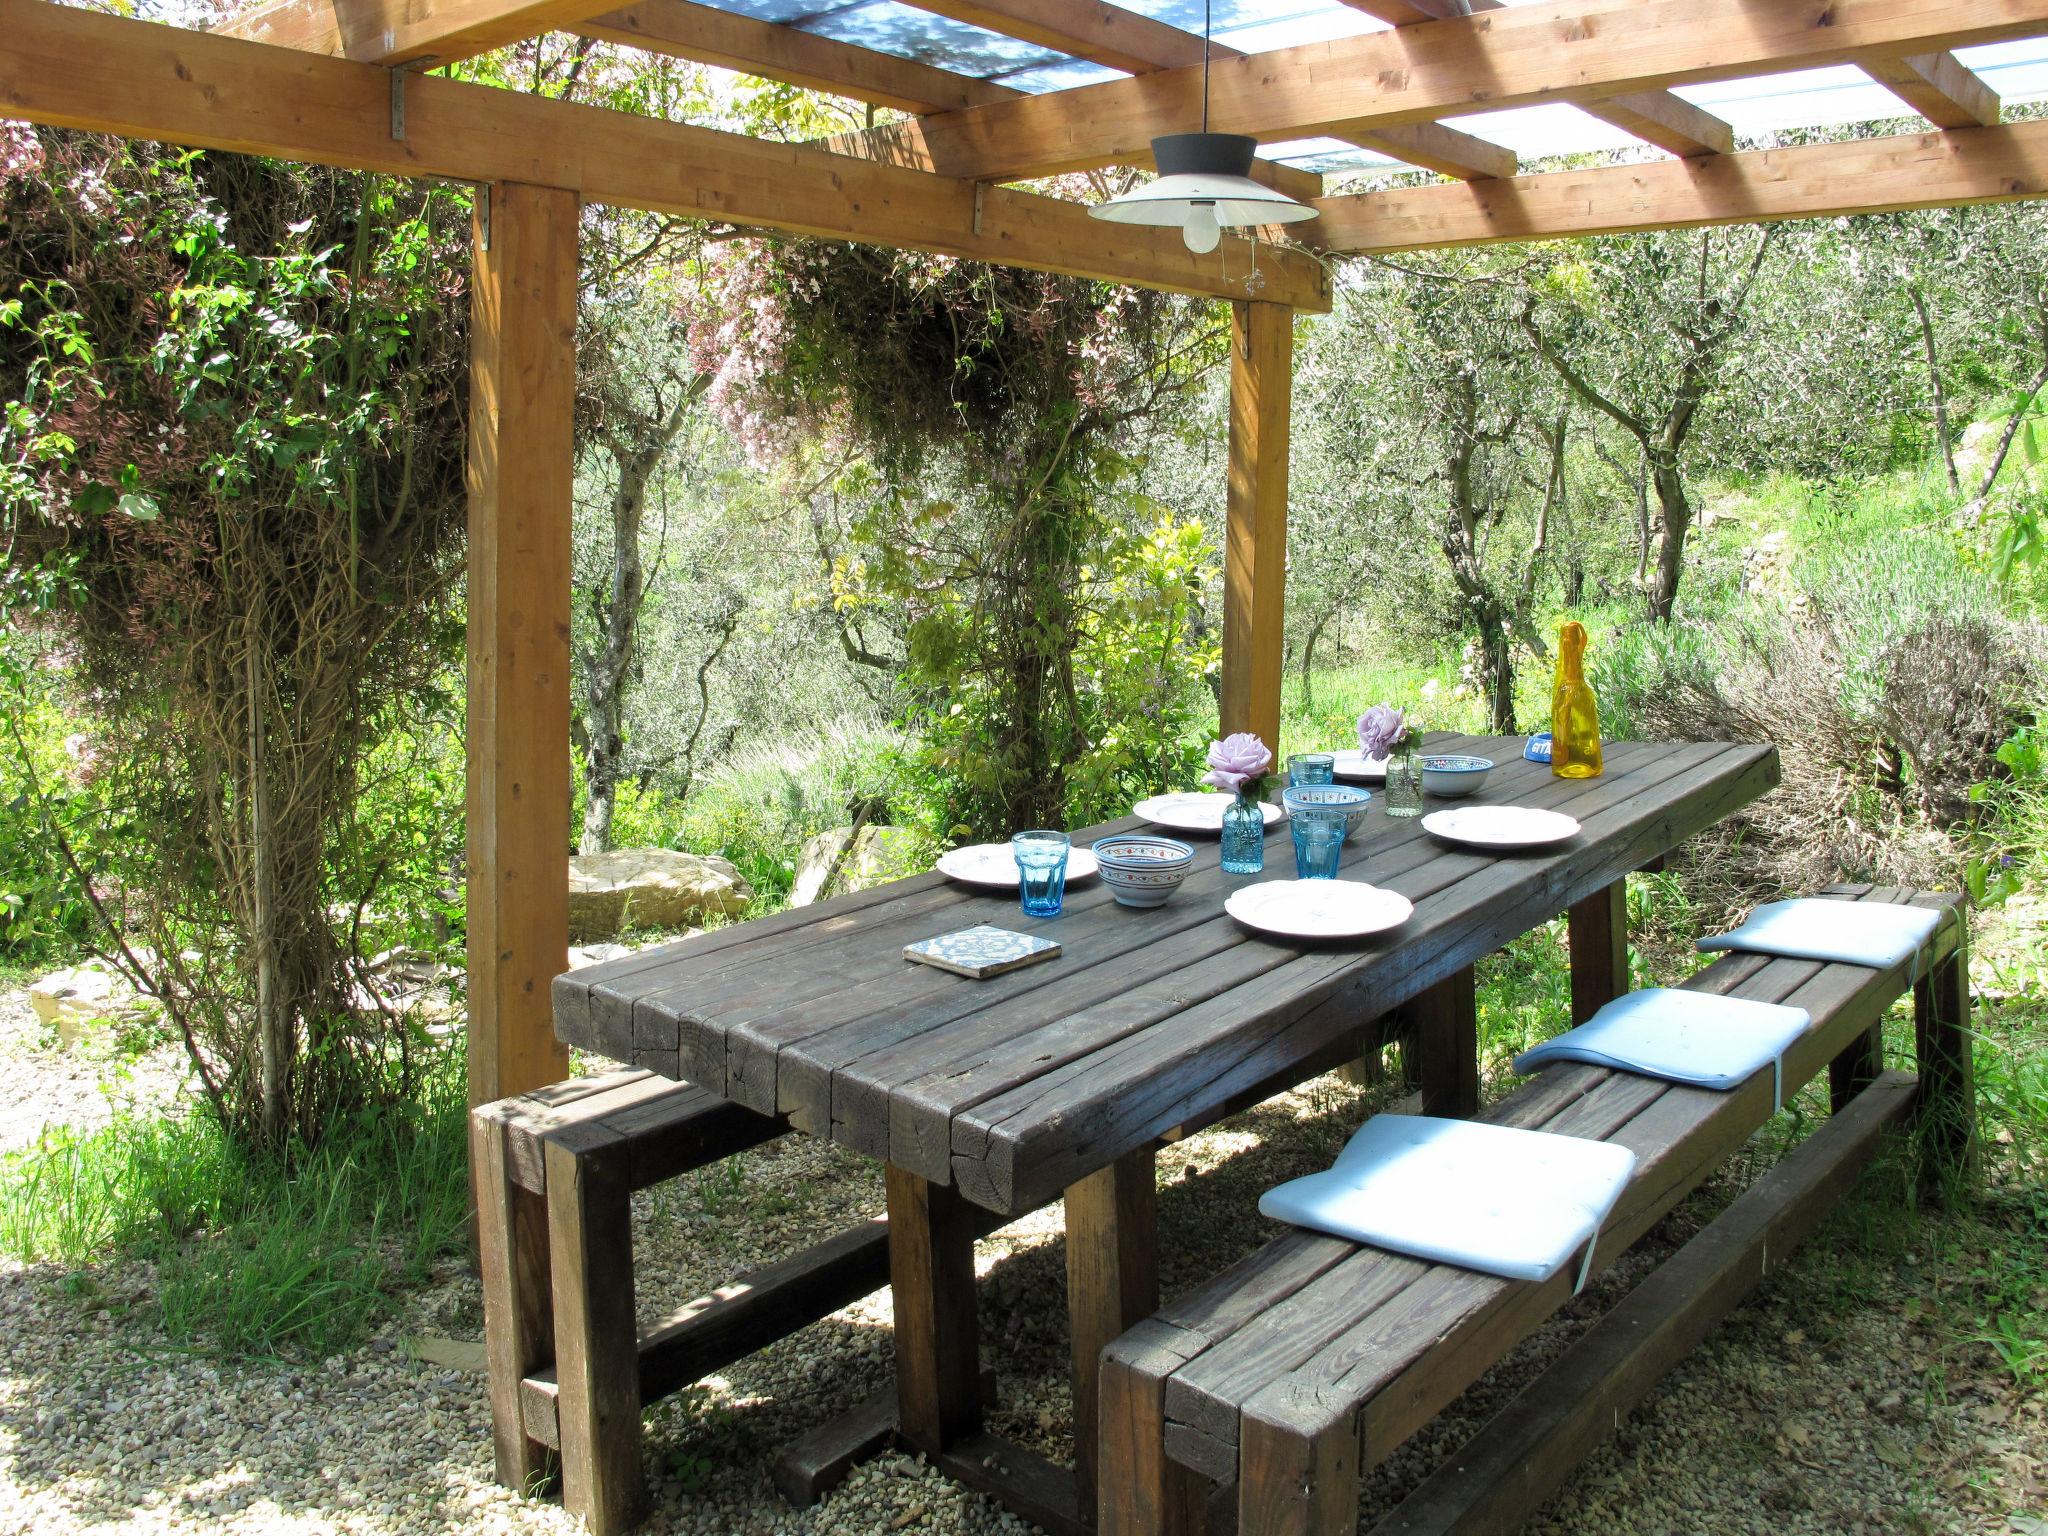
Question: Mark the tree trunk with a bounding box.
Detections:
[1911,285,1960,495]
[580,441,661,856]
[1971,353,2048,512]
[1646,455,1692,624]
[1299,605,1336,715]
[1481,606,1516,734]
[245,621,289,1149]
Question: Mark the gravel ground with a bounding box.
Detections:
[0,986,2040,1536]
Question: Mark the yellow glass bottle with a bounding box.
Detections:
[1551,620,1604,779]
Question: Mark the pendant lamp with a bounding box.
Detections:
[1086,1,1318,253]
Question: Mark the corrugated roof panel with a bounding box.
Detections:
[796,0,1068,76]
[666,0,2048,156]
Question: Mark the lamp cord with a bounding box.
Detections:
[1202,0,1211,134]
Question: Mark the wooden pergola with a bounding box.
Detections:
[4,0,2047,1111]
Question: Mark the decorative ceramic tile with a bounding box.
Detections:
[904,924,1062,979]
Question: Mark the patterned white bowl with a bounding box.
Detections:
[1091,836,1196,908]
[1420,754,1494,798]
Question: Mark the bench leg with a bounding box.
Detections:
[886,1165,984,1456]
[1238,1408,1357,1536]
[473,1114,557,1494]
[1828,1024,1885,1113]
[1914,932,1977,1192]
[545,1138,647,1536]
[1568,877,1630,1026]
[1099,1339,1208,1536]
[1414,966,1479,1119]
[1068,1147,1160,1515]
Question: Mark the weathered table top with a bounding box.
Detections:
[554,733,1778,1217]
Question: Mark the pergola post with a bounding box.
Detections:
[467,180,579,1109]
[1222,300,1293,753]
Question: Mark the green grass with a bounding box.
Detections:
[0,1046,470,1360]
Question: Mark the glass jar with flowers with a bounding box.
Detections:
[1358,704,1422,818]
[1203,732,1274,874]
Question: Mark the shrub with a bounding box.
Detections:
[1,134,472,1148]
[0,1042,469,1359]
[1597,513,2043,905]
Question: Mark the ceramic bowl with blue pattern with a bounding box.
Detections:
[1279,783,1373,840]
[1091,835,1196,908]
[1420,754,1494,798]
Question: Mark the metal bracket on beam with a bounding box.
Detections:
[479,185,492,252]
[389,58,440,143]
[971,183,986,237]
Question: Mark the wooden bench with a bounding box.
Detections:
[1098,885,1974,1536]
[470,1069,897,1536]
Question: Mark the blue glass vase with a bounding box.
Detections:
[1220,790,1265,874]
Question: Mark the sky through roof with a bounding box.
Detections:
[699,0,2048,177]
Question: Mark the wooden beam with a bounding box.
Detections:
[1586,91,1736,159]
[1337,0,1735,159]
[896,0,2048,182]
[1864,51,2003,128]
[880,7,1338,192]
[220,0,602,66]
[1220,302,1292,756]
[581,0,1016,116]
[0,0,1328,310]
[909,0,1215,75]
[819,117,1324,203]
[1339,120,1517,182]
[467,181,578,1110]
[1314,116,2048,252]
[908,0,1502,181]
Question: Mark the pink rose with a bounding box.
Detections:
[1202,732,1273,796]
[1356,705,1407,761]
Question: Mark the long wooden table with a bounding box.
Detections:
[552,733,1778,1531]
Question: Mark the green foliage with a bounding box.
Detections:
[678,721,935,904]
[0,1044,469,1359]
[1,134,472,1146]
[0,672,106,963]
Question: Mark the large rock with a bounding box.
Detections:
[567,849,751,941]
[29,960,151,1048]
[1956,418,2045,497]
[791,825,924,908]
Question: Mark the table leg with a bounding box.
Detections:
[1066,1146,1160,1514]
[1568,878,1630,1025]
[885,1165,983,1455]
[1414,966,1479,1119]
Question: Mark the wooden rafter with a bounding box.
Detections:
[1312,116,2048,253]
[820,117,1326,202]
[910,0,1216,76]
[579,0,1016,116]
[221,0,603,65]
[907,0,1511,180]
[1337,0,1735,158]
[1863,51,2003,128]
[0,0,1328,310]
[892,0,2048,183]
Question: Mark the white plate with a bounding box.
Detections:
[936,843,1099,889]
[1330,751,1389,783]
[1422,805,1582,850]
[1133,791,1284,834]
[1225,880,1414,940]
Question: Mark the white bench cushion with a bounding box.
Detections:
[1259,1115,1636,1290]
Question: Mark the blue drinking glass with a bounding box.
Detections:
[1288,753,1335,787]
[1289,811,1348,879]
[1012,830,1072,917]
